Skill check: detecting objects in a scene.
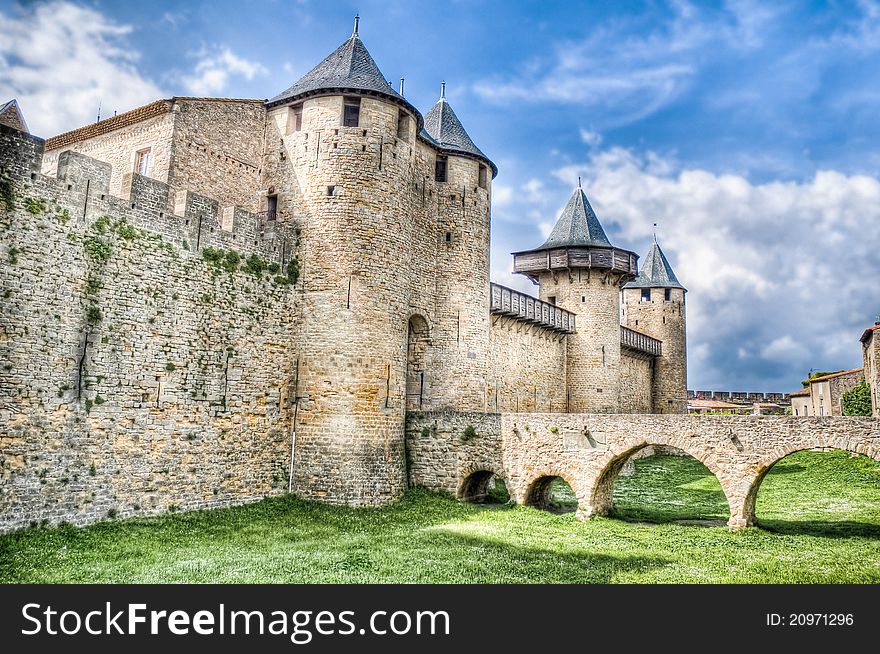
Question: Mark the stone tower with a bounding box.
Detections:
[621,238,687,413]
[513,185,638,412]
[261,19,495,504]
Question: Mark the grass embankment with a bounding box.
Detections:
[1,451,878,583]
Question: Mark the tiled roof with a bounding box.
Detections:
[423,93,496,175]
[267,33,403,106]
[535,187,612,250]
[623,239,685,290]
[788,388,811,397]
[805,368,863,384]
[44,98,261,150]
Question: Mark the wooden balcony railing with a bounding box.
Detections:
[490,283,576,334]
[620,325,662,357]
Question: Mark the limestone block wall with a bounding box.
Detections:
[42,110,175,198]
[168,99,266,212]
[488,317,567,412]
[0,125,300,532]
[618,352,653,413]
[404,412,502,496]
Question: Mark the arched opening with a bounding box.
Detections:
[459,471,510,504]
[751,449,880,537]
[525,476,578,514]
[406,315,430,410]
[596,445,730,525]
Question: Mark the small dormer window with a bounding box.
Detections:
[478,164,488,189]
[641,288,651,302]
[435,155,448,182]
[343,97,360,127]
[397,111,409,139]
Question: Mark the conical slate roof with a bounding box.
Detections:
[424,90,495,173]
[537,187,612,250]
[267,25,403,106]
[623,239,685,289]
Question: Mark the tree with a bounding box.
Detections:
[842,376,872,416]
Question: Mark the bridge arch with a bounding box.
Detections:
[459,468,509,504]
[737,440,880,528]
[584,439,734,524]
[525,472,580,514]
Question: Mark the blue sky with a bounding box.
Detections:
[2,0,879,392]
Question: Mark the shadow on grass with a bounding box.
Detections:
[756,519,880,539]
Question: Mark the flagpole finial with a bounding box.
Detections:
[353,14,359,37]
[440,81,446,99]
[577,176,581,189]
[653,223,658,242]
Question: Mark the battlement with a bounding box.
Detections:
[1,124,294,264]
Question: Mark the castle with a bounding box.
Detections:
[0,20,690,529]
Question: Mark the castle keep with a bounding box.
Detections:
[0,21,694,530]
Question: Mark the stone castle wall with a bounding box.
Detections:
[0,124,300,532]
[618,351,653,413]
[488,317,567,412]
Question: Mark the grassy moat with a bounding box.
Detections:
[2,450,878,583]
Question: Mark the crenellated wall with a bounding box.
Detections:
[0,124,300,532]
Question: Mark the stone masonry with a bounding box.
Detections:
[2,21,707,530]
[406,411,880,529]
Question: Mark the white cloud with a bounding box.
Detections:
[579,129,602,147]
[179,48,268,96]
[0,1,166,136]
[492,145,880,389]
[472,1,789,128]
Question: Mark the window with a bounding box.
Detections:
[292,105,303,131]
[581,295,586,302]
[397,111,409,139]
[444,231,452,243]
[641,288,651,302]
[478,164,488,189]
[548,296,556,305]
[342,97,360,127]
[134,148,151,176]
[326,185,337,196]
[266,194,278,221]
[664,288,672,301]
[435,155,448,182]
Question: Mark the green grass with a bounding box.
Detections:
[1,451,878,583]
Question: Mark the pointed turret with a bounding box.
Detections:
[423,83,496,175]
[266,17,413,112]
[539,187,611,250]
[512,184,637,283]
[623,239,685,290]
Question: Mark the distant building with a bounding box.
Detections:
[861,323,879,417]
[789,388,811,417]
[792,368,864,417]
[687,399,750,415]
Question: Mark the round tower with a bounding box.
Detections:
[261,19,497,503]
[421,83,497,411]
[620,237,687,413]
[513,184,638,413]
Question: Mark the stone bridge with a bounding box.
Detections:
[405,412,880,529]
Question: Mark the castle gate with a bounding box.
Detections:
[405,412,880,529]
